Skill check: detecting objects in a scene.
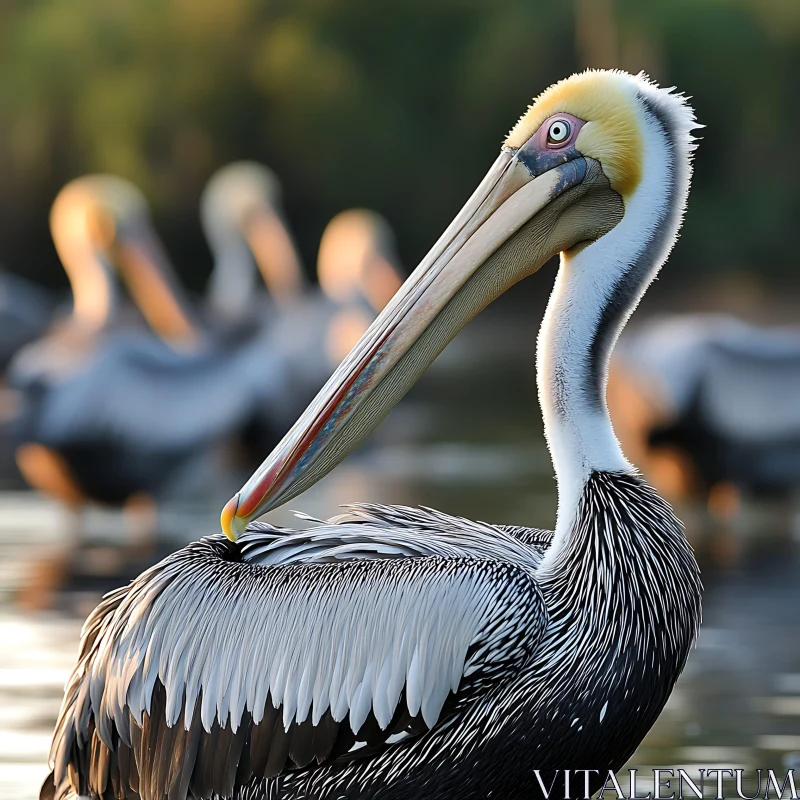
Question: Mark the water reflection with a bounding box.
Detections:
[1,341,799,799]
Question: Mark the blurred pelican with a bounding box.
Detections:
[610,314,800,510]
[8,176,154,520]
[9,177,290,523]
[102,168,397,448]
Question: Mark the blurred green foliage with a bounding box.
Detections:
[0,0,799,294]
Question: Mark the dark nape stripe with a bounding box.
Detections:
[585,91,680,409]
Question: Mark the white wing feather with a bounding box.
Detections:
[58,522,545,754]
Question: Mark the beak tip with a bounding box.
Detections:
[221,493,242,541]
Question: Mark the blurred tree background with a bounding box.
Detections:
[1,0,799,305]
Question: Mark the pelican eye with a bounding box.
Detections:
[546,119,572,147]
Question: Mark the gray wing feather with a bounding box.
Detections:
[48,522,547,799]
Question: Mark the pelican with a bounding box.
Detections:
[611,313,800,502]
[201,162,305,324]
[44,70,702,800]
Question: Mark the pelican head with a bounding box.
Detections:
[52,174,199,344]
[318,210,405,364]
[49,176,151,331]
[54,175,160,265]
[317,210,403,312]
[222,69,698,539]
[202,162,304,314]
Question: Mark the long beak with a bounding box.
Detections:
[222,151,589,539]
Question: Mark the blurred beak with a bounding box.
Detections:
[243,206,305,303]
[114,223,199,346]
[222,151,588,539]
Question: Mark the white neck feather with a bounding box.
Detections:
[537,254,632,538]
[67,252,117,330]
[538,93,694,562]
[207,235,260,319]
